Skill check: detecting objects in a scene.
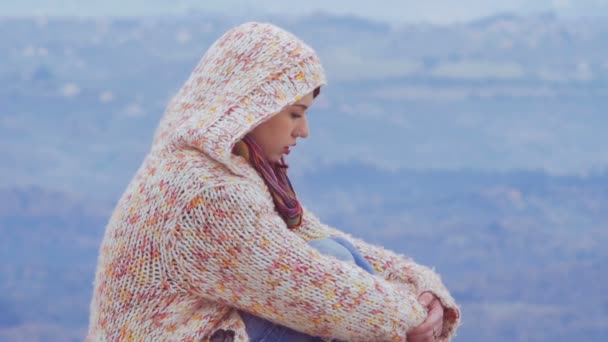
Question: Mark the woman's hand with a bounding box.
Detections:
[407,292,444,342]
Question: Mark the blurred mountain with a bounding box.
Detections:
[1,12,607,199]
[0,187,110,341]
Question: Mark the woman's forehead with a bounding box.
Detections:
[293,92,315,107]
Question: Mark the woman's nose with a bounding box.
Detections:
[297,118,309,138]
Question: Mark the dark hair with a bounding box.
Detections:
[313,87,321,98]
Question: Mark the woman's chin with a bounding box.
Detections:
[268,153,285,163]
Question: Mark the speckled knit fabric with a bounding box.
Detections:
[87,22,461,341]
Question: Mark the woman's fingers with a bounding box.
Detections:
[409,292,445,341]
[418,291,435,307]
[429,298,444,337]
[408,299,444,337]
[407,333,435,342]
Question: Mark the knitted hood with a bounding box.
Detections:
[150,22,327,170]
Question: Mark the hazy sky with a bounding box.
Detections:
[1,0,607,24]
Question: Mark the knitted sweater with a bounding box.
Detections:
[87,22,461,341]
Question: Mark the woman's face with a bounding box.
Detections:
[248,91,315,162]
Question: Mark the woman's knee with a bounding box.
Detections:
[307,237,355,263]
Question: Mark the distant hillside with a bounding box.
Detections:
[0,187,108,341]
[1,13,608,200]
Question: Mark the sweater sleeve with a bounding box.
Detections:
[298,208,462,342]
[166,182,428,341]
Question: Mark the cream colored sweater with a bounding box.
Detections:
[87,22,461,341]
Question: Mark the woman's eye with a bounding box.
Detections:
[291,113,302,119]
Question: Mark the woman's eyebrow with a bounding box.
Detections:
[293,104,308,110]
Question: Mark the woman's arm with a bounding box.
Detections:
[165,182,428,341]
[299,208,462,341]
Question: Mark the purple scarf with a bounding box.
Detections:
[232,135,303,229]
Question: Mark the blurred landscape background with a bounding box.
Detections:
[1,1,607,341]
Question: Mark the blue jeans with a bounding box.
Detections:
[240,236,376,342]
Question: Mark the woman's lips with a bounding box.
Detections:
[283,147,291,155]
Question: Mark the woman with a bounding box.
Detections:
[87,22,461,341]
